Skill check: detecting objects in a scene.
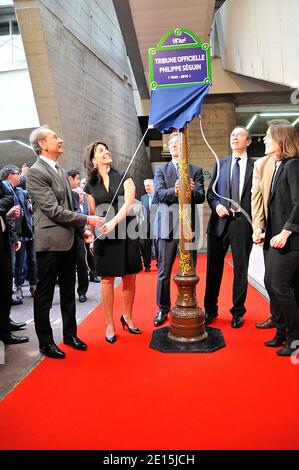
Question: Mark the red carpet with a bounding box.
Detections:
[0,254,298,450]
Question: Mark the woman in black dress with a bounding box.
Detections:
[84,141,142,343]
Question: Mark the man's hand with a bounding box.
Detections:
[6,205,21,220]
[174,179,179,196]
[83,229,94,244]
[87,215,105,227]
[270,229,291,249]
[216,204,230,218]
[253,228,265,245]
[190,178,195,191]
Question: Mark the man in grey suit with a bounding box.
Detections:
[153,132,205,327]
[27,126,103,358]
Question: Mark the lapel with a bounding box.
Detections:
[166,162,177,187]
[241,158,254,199]
[221,157,231,197]
[268,160,285,204]
[37,158,73,209]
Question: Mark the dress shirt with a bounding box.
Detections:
[39,155,58,173]
[230,153,248,201]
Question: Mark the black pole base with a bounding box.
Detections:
[150,326,225,353]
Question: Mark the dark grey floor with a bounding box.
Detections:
[0,279,120,400]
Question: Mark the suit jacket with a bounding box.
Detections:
[251,155,276,232]
[154,161,205,239]
[0,181,14,255]
[207,156,254,237]
[140,193,158,238]
[26,158,87,252]
[264,157,299,252]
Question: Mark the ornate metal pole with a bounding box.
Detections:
[168,127,207,343]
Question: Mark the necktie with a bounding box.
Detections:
[175,162,179,179]
[148,195,152,208]
[231,157,240,209]
[55,163,65,180]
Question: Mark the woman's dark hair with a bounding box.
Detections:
[84,141,110,185]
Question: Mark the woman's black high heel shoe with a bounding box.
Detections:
[120,315,142,334]
[105,334,117,344]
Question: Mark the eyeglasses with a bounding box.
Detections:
[11,172,20,175]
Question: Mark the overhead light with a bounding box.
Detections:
[260,112,299,117]
[246,114,258,130]
[292,117,299,127]
[0,139,34,152]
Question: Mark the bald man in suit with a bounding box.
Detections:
[27,126,103,358]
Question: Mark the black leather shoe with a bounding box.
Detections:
[89,274,100,283]
[63,336,87,350]
[1,333,29,344]
[105,335,117,344]
[79,294,87,303]
[39,343,65,359]
[9,319,26,331]
[276,342,298,357]
[231,315,243,328]
[256,317,276,329]
[120,315,142,334]
[264,333,286,347]
[11,298,23,306]
[153,310,168,327]
[204,313,218,325]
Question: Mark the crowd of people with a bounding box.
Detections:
[1,119,299,358]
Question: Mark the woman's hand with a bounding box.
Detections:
[270,229,291,249]
[253,228,265,244]
[100,218,117,235]
[89,242,94,255]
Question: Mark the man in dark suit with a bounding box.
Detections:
[153,132,205,327]
[204,126,254,328]
[27,126,103,359]
[0,182,29,344]
[140,179,158,272]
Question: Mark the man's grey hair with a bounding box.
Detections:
[29,125,51,155]
[144,179,154,185]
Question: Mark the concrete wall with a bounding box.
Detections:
[215,0,299,89]
[14,0,152,196]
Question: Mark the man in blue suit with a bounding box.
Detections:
[204,127,254,328]
[153,132,205,327]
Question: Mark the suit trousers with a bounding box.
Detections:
[140,236,152,269]
[157,237,197,312]
[264,247,299,340]
[76,236,89,296]
[204,215,253,317]
[0,234,12,339]
[34,242,77,346]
